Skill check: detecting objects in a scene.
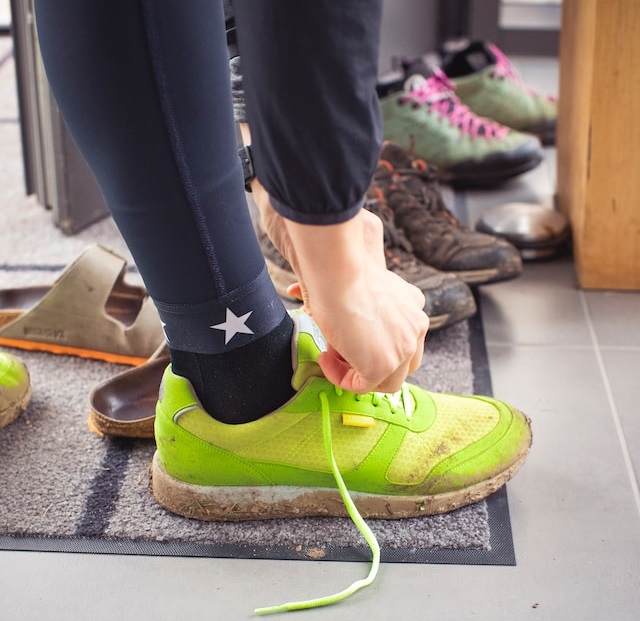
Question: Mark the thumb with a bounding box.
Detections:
[286,283,303,301]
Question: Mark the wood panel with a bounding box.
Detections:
[556,0,640,289]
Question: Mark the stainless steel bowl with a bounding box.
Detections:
[476,202,570,260]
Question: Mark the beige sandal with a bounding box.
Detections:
[0,245,164,366]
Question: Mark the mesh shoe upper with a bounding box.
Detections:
[442,41,557,140]
[379,69,543,187]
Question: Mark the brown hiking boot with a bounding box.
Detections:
[376,142,523,285]
[255,192,476,331]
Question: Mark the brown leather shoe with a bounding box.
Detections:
[255,191,476,331]
[376,142,523,285]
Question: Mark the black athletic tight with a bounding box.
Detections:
[33,0,383,356]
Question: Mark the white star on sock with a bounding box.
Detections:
[210,308,254,345]
[160,321,170,344]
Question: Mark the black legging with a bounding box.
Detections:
[33,0,382,355]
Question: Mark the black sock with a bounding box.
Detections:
[169,314,296,424]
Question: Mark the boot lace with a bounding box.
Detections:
[400,68,509,139]
[364,193,418,271]
[256,383,414,614]
[489,43,557,103]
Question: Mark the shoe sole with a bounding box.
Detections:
[439,149,543,189]
[448,257,523,286]
[0,383,31,430]
[0,337,150,366]
[519,120,556,147]
[150,418,531,521]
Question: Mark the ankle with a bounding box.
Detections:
[170,314,295,424]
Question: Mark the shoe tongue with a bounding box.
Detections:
[443,40,496,76]
[290,310,327,391]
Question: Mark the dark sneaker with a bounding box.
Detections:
[375,142,523,285]
[255,194,476,330]
[379,69,543,187]
[440,41,557,145]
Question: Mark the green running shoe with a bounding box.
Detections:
[151,310,531,521]
[441,41,557,145]
[0,351,31,430]
[379,69,543,187]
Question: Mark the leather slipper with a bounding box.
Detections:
[0,245,164,366]
[88,345,168,438]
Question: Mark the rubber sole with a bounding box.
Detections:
[150,421,532,521]
[449,253,523,286]
[0,337,150,366]
[0,382,31,430]
[440,151,544,188]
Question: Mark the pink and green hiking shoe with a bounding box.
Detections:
[441,41,557,145]
[379,68,543,187]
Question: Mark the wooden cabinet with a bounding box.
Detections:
[556,0,640,289]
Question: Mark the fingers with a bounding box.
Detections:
[286,283,304,301]
[373,361,412,394]
[317,330,427,395]
[318,348,385,394]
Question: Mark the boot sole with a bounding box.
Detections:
[449,258,523,286]
[440,149,543,189]
[150,419,531,521]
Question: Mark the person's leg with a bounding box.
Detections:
[33,0,295,423]
[233,0,383,226]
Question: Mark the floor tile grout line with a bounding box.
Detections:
[579,290,640,519]
[485,341,640,352]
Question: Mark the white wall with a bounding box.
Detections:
[378,0,438,75]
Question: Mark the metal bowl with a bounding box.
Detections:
[476,202,570,260]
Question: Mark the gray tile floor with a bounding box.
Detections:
[1,38,639,621]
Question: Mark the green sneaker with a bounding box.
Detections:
[379,68,543,187]
[441,41,557,145]
[151,310,531,521]
[0,351,31,430]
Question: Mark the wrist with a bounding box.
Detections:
[285,213,367,304]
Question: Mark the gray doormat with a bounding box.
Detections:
[0,289,515,566]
